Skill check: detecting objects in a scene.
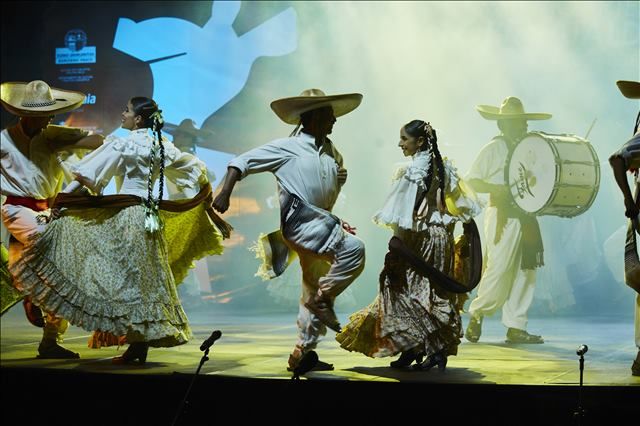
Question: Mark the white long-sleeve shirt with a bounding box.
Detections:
[1,125,87,199]
[228,132,342,212]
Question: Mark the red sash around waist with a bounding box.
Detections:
[4,196,49,212]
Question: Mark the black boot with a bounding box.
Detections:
[37,339,79,359]
[112,342,149,365]
[390,351,419,369]
[414,352,447,372]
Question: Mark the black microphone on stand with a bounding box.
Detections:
[200,330,222,351]
[576,345,588,356]
[172,329,223,426]
[573,344,589,425]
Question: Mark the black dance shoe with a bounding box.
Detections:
[414,352,447,372]
[390,351,424,369]
[112,342,149,365]
[37,340,80,359]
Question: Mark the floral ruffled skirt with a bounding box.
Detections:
[11,204,222,347]
[336,225,466,359]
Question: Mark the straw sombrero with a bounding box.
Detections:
[163,119,214,143]
[476,96,551,121]
[617,80,640,99]
[270,88,362,125]
[1,80,85,117]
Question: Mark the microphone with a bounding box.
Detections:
[200,330,222,351]
[576,345,588,356]
[292,351,319,378]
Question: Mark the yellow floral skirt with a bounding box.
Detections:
[11,204,223,347]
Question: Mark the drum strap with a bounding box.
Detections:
[490,198,544,270]
[491,133,545,270]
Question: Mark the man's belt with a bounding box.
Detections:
[4,196,49,212]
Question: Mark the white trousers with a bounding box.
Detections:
[289,229,365,351]
[1,204,48,249]
[468,207,537,330]
[2,203,67,340]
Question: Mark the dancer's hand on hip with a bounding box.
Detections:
[342,220,357,235]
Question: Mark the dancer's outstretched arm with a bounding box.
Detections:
[212,167,241,213]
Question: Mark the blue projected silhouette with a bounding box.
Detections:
[112,1,297,128]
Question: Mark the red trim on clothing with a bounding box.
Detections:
[4,196,49,212]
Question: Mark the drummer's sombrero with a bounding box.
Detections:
[1,80,85,117]
[617,80,640,99]
[476,96,552,121]
[270,88,362,125]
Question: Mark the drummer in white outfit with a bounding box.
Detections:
[0,80,103,358]
[213,89,366,371]
[464,97,549,344]
[608,80,640,376]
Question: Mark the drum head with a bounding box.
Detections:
[508,134,557,213]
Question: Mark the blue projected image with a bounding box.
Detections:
[112,0,297,128]
[108,0,297,196]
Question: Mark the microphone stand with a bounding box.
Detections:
[573,351,586,425]
[171,347,211,426]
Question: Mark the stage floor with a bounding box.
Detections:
[1,306,638,387]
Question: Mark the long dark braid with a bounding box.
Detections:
[404,119,446,209]
[154,113,165,206]
[130,97,165,230]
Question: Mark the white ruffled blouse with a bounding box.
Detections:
[70,128,208,198]
[372,150,482,232]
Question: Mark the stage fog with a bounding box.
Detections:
[1,0,638,322]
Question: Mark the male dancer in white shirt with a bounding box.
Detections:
[1,80,103,358]
[213,89,365,371]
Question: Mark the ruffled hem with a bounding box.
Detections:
[10,208,193,347]
[336,299,386,357]
[337,299,462,359]
[13,250,192,346]
[249,232,282,281]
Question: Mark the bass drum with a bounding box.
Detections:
[507,131,600,217]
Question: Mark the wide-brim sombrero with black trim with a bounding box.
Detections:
[617,80,640,99]
[476,96,552,121]
[270,88,363,125]
[1,80,85,117]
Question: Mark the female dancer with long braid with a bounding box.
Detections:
[336,120,481,370]
[12,97,225,363]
